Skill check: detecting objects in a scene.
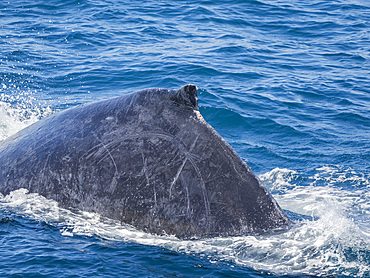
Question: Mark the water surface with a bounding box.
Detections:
[1,0,369,277]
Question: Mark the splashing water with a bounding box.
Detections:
[1,167,369,277]
[0,92,52,141]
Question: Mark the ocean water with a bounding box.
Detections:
[0,0,369,277]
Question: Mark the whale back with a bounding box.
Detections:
[0,85,290,238]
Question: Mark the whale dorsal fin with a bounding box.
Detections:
[172,84,199,110]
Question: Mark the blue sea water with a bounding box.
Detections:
[0,0,369,277]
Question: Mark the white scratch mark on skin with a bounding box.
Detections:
[141,153,157,207]
[95,136,118,176]
[169,135,199,198]
[82,132,175,163]
[43,152,52,173]
[169,155,188,198]
[187,155,211,223]
[204,163,225,183]
[180,174,191,216]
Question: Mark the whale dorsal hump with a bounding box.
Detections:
[171,84,199,110]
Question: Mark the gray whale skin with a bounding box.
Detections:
[0,85,290,239]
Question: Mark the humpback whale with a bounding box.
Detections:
[0,85,290,238]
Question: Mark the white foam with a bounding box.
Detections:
[259,167,298,192]
[0,95,52,141]
[260,167,369,220]
[1,168,369,278]
[312,165,369,186]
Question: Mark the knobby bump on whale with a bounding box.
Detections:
[0,84,290,239]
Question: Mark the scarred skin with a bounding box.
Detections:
[0,85,290,239]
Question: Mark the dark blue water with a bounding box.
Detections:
[1,0,369,277]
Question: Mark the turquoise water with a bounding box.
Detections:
[1,0,369,277]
